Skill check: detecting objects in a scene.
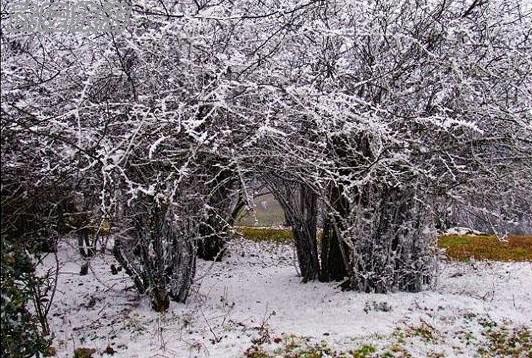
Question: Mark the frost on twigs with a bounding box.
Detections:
[2,0,531,317]
[337,184,436,293]
[113,194,198,311]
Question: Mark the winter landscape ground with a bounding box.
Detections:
[43,235,531,358]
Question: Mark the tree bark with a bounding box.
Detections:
[319,183,349,282]
[272,182,320,282]
[197,164,239,261]
[292,185,320,282]
[113,199,198,311]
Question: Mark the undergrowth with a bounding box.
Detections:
[438,234,532,261]
[236,227,294,243]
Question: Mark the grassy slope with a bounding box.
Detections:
[438,234,532,261]
[236,194,286,227]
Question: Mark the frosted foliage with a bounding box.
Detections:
[1,0,531,307]
[343,186,436,292]
[113,198,199,309]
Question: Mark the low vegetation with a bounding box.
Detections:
[235,227,294,243]
[438,234,532,261]
[243,316,532,358]
[479,324,531,357]
[244,336,378,358]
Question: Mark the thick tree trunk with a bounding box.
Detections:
[272,182,320,282]
[290,186,320,282]
[319,183,349,282]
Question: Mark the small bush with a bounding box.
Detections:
[244,345,271,358]
[73,347,96,358]
[1,238,51,357]
[352,344,377,358]
[405,321,438,343]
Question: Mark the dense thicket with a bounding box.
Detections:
[1,0,531,316]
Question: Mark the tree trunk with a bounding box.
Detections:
[319,183,349,282]
[113,199,198,311]
[78,229,96,257]
[319,215,347,281]
[197,165,239,261]
[291,185,320,282]
[151,286,170,312]
[340,185,435,293]
[272,182,320,282]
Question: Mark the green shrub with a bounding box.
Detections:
[352,344,377,358]
[1,238,51,357]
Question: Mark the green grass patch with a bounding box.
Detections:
[438,234,532,261]
[478,321,531,357]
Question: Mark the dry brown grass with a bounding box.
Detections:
[235,226,293,243]
[438,234,532,261]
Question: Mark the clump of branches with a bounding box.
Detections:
[340,184,436,292]
[114,193,199,311]
[1,0,531,309]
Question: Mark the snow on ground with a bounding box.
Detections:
[442,227,484,236]
[43,239,532,357]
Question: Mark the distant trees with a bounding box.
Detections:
[1,0,530,312]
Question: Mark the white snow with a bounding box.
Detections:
[443,227,485,236]
[42,239,532,357]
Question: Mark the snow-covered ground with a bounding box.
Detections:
[43,239,531,357]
